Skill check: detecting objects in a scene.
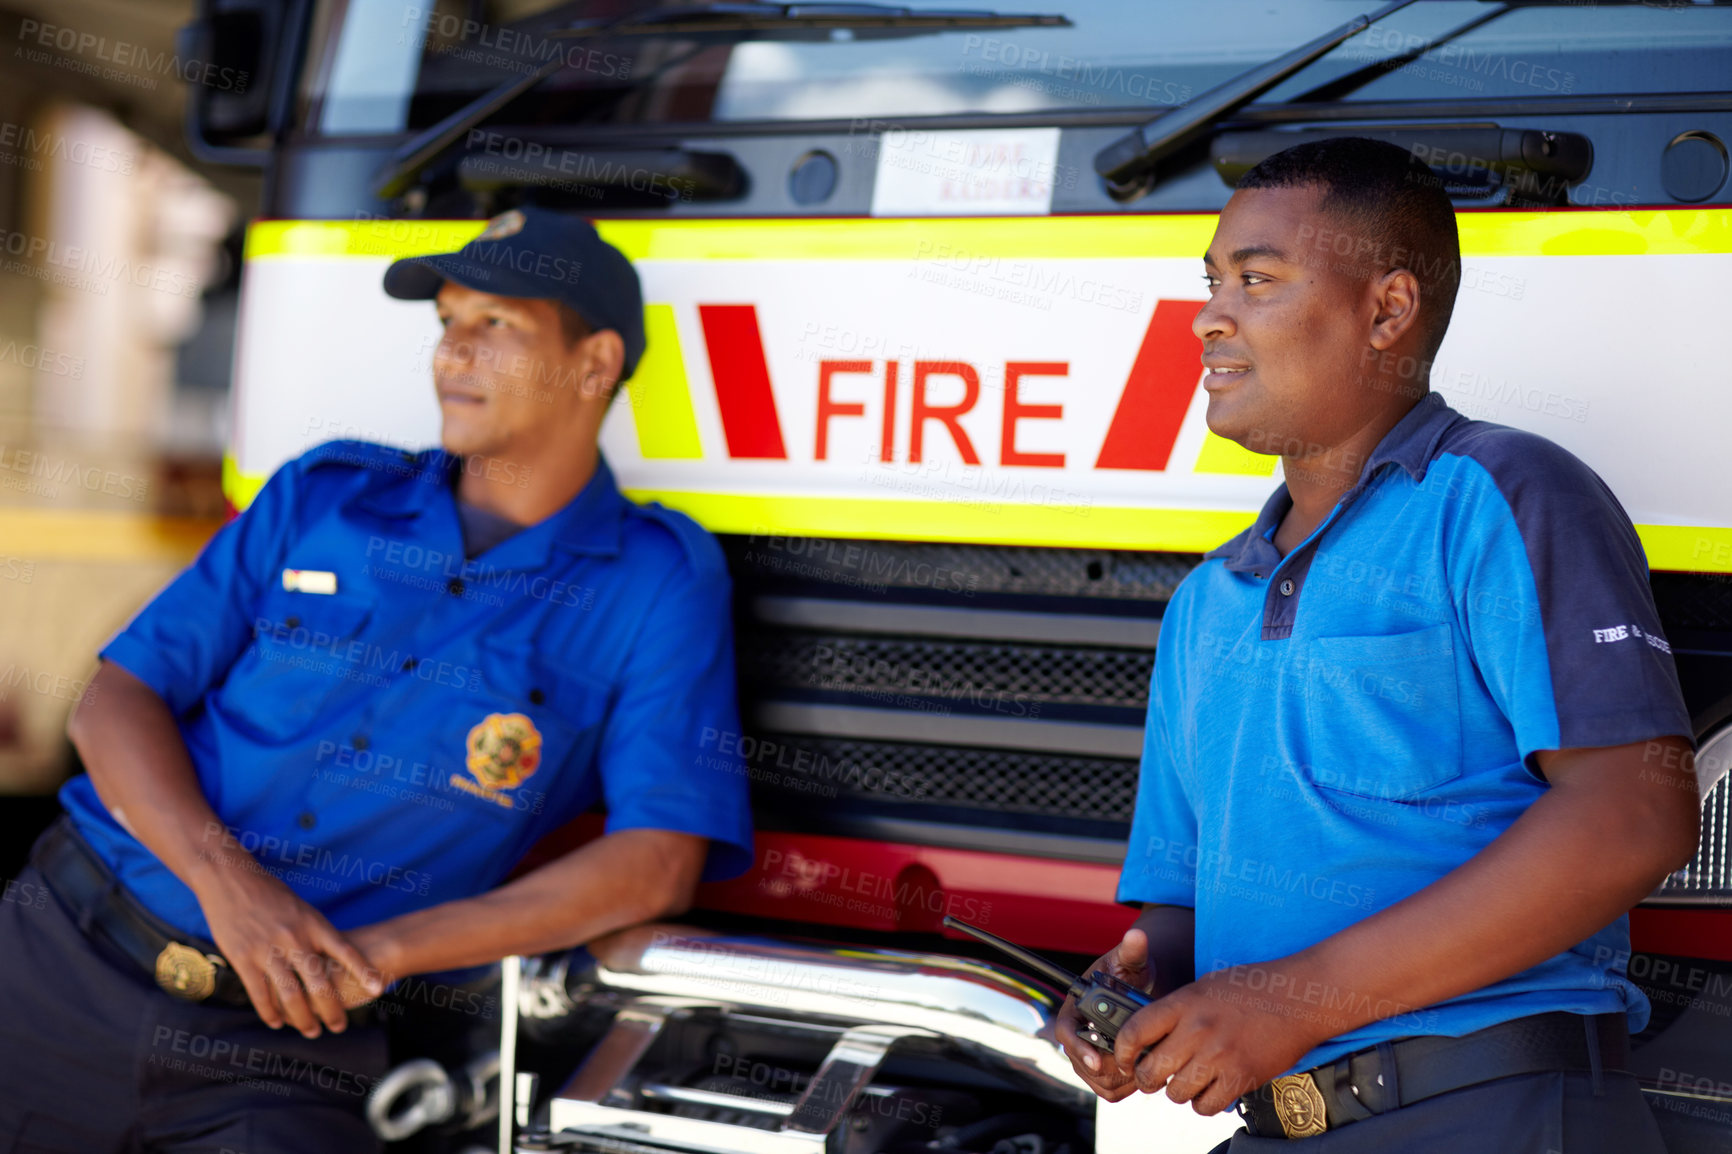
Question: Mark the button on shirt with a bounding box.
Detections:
[61,442,754,941]
[1118,393,1692,1074]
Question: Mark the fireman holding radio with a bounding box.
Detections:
[1056,139,1699,1151]
[0,208,753,1152]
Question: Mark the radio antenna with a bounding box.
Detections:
[942,916,1083,994]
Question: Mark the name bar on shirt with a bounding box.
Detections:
[282,568,338,595]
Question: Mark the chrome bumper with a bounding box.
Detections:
[531,923,1091,1152]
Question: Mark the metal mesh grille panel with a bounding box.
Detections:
[725,537,1196,601]
[740,631,1153,710]
[1658,778,1732,899]
[1651,573,1732,634]
[747,735,1138,823]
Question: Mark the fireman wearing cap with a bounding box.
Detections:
[0,207,753,1152]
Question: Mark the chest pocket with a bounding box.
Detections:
[227,589,375,741]
[438,640,613,823]
[1301,623,1462,801]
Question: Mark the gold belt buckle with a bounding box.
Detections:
[1270,1071,1329,1138]
[154,941,225,1002]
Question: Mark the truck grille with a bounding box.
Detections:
[725,537,1173,855]
[741,734,1138,824]
[1653,727,1732,902]
[1651,572,1732,637]
[724,538,1189,601]
[740,630,1153,712]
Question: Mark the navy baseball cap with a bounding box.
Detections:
[383,206,646,379]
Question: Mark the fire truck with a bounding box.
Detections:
[175,1,1732,1151]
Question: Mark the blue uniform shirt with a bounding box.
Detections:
[1117,393,1693,1074]
[61,442,754,941]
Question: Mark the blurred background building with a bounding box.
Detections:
[0,0,246,860]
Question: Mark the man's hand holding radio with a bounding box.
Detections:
[1056,925,1156,1101]
[1057,903,1196,1101]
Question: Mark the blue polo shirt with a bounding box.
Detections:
[1118,392,1693,1074]
[61,441,754,941]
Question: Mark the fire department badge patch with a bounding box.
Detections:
[476,209,526,242]
[465,712,542,792]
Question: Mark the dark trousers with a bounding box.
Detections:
[1208,1066,1669,1153]
[0,864,387,1154]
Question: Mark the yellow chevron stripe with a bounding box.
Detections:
[626,304,704,459]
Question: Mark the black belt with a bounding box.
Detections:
[1240,1010,1629,1139]
[32,816,254,1009]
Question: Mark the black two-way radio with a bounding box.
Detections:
[942,916,1150,1052]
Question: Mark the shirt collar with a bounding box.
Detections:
[1362,390,1458,486]
[356,450,625,558]
[1204,392,1462,574]
[546,455,626,557]
[352,450,456,518]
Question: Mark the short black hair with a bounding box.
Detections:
[1237,136,1461,359]
[554,302,592,348]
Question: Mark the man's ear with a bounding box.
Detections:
[1368,268,1422,352]
[577,330,625,404]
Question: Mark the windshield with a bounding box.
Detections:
[307,0,1732,136]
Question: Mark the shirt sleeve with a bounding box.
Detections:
[1446,435,1694,769]
[1117,612,1199,908]
[99,461,302,716]
[596,563,755,881]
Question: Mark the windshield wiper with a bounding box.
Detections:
[1092,0,1420,199]
[1285,2,1510,105]
[375,3,1072,200]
